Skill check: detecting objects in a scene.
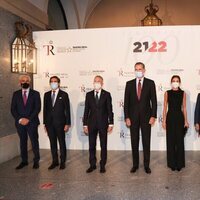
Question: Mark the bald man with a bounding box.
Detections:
[11,75,41,169]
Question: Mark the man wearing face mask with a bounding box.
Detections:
[124,62,157,174]
[43,76,71,170]
[11,74,41,169]
[83,75,114,173]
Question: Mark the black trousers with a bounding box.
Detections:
[46,124,66,164]
[166,114,185,169]
[130,120,151,168]
[88,126,107,167]
[16,123,40,163]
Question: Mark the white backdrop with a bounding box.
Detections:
[33,26,200,150]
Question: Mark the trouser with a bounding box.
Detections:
[46,124,66,164]
[17,123,40,163]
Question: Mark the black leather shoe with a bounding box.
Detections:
[145,167,151,174]
[171,167,176,171]
[15,162,28,170]
[177,168,182,172]
[33,162,39,169]
[130,167,138,173]
[100,166,106,173]
[86,166,96,173]
[48,163,59,170]
[60,163,65,170]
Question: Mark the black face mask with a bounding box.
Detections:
[21,83,30,89]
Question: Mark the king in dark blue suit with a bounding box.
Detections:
[11,75,41,169]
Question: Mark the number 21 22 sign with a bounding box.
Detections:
[133,41,167,53]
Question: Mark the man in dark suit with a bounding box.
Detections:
[83,75,114,173]
[11,74,41,169]
[194,93,200,135]
[124,62,157,174]
[43,76,71,170]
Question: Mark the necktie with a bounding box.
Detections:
[52,91,56,106]
[23,91,27,106]
[137,80,142,100]
[95,91,99,105]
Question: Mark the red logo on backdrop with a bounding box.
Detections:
[40,183,54,190]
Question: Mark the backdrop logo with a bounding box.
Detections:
[158,84,163,92]
[118,68,134,77]
[117,116,124,122]
[117,100,124,108]
[158,115,163,123]
[44,72,50,78]
[79,85,93,93]
[43,72,68,79]
[43,41,55,55]
[43,41,88,55]
[171,68,184,73]
[119,130,130,138]
[79,70,105,76]
[133,41,167,53]
[157,84,170,92]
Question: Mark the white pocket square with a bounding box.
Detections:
[59,97,62,99]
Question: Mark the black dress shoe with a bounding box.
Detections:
[33,162,39,169]
[100,166,106,173]
[15,162,28,170]
[60,163,65,170]
[177,168,182,172]
[171,167,176,171]
[86,166,96,173]
[48,163,59,170]
[145,167,151,174]
[130,167,138,173]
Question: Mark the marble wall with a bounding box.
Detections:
[0,7,39,138]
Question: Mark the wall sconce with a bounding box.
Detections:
[12,21,37,74]
[141,0,162,26]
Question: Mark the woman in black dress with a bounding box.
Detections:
[162,75,189,171]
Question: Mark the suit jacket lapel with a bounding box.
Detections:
[47,91,53,108]
[19,90,24,106]
[99,89,105,105]
[133,79,139,102]
[92,90,96,104]
[27,89,33,103]
[53,90,61,107]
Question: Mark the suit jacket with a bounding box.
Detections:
[194,93,200,124]
[124,77,157,122]
[43,89,71,127]
[83,89,114,129]
[11,89,41,126]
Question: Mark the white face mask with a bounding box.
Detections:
[50,82,59,90]
[135,71,144,78]
[171,82,180,89]
[94,82,102,90]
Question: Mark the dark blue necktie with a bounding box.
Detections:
[95,91,99,105]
